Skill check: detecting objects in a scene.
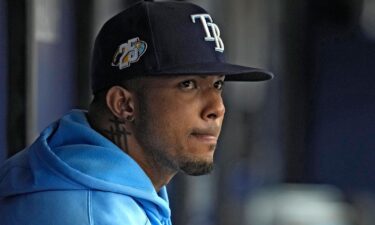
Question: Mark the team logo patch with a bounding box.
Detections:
[111,37,147,69]
[191,14,224,52]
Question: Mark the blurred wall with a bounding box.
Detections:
[306,0,375,192]
[28,0,78,142]
[0,0,7,162]
[5,0,28,157]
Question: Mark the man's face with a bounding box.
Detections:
[133,75,225,175]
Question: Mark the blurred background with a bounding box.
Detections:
[1,0,375,224]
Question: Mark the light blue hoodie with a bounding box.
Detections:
[0,110,172,225]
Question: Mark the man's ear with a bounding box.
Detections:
[106,86,135,119]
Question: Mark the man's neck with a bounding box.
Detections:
[87,112,176,192]
[126,140,177,192]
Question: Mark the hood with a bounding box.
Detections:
[0,110,170,218]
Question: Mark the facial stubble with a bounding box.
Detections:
[134,93,215,176]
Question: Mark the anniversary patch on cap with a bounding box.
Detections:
[111,37,148,70]
[90,0,273,93]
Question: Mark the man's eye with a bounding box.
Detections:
[214,80,225,90]
[179,80,196,90]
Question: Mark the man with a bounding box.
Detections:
[0,0,272,224]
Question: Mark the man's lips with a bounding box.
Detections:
[190,128,220,144]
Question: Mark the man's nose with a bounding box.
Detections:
[201,90,226,121]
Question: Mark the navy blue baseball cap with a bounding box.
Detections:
[91,0,273,93]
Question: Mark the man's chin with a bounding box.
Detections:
[180,160,214,176]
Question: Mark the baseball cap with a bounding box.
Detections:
[91,0,273,93]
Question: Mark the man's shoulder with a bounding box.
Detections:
[0,189,150,225]
[90,190,150,225]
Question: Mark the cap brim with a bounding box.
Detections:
[148,62,274,81]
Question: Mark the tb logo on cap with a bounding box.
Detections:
[191,14,224,52]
